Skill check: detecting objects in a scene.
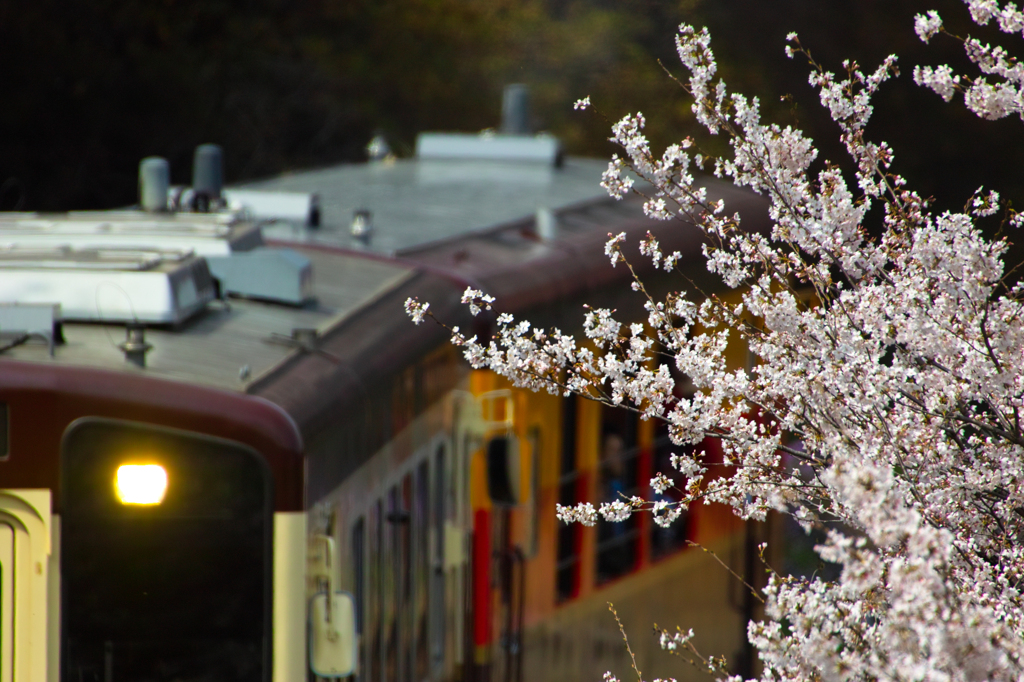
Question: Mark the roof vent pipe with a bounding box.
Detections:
[535,207,557,240]
[119,323,152,368]
[501,84,531,136]
[366,132,392,162]
[192,144,224,211]
[139,157,170,212]
[351,209,373,245]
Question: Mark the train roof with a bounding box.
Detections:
[0,246,413,390]
[0,153,621,390]
[0,146,770,486]
[241,156,611,255]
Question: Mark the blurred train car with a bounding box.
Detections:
[0,110,773,682]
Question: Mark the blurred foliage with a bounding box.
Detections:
[0,0,509,209]
[2,0,1023,225]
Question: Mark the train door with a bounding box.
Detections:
[477,391,529,682]
[431,437,468,682]
[446,394,480,682]
[489,507,526,682]
[0,489,53,682]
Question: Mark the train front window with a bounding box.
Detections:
[61,419,272,682]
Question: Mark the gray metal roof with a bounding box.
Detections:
[0,153,618,392]
[237,156,609,254]
[0,248,413,390]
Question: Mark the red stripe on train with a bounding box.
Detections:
[473,508,492,647]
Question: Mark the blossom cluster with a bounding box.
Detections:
[914,0,1024,120]
[407,1,1024,679]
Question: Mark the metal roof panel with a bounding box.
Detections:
[237,156,609,254]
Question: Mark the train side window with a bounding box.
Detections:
[429,445,446,671]
[650,422,691,559]
[650,351,693,560]
[401,475,414,682]
[524,427,542,558]
[384,486,401,682]
[414,461,430,682]
[555,396,579,602]
[596,405,641,584]
[369,501,383,682]
[351,516,366,682]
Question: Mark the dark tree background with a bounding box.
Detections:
[2,0,1022,227]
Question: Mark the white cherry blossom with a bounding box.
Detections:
[915,10,944,42]
[404,297,429,324]
[408,3,1024,679]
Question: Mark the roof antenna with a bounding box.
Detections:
[96,282,150,368]
[119,323,152,368]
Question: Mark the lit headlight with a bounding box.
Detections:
[115,464,168,505]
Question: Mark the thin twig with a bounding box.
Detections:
[686,541,765,604]
[609,603,643,682]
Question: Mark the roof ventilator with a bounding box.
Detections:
[166,145,319,226]
[0,247,215,324]
[0,212,264,259]
[205,247,313,305]
[222,190,321,228]
[415,85,563,166]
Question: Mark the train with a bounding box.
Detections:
[0,108,775,682]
